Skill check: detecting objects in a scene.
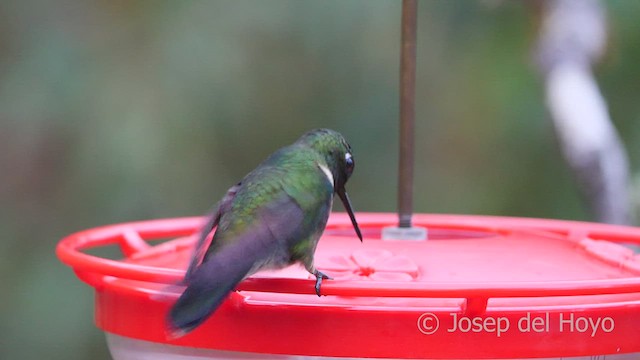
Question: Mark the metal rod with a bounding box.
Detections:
[398,0,417,228]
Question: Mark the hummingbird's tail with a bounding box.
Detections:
[167,242,256,336]
[167,189,305,336]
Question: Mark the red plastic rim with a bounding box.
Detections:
[56,213,640,359]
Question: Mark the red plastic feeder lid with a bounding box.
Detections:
[56,213,640,359]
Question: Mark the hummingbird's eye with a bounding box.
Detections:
[345,153,354,174]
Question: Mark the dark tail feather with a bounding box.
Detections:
[167,244,255,336]
[168,197,290,336]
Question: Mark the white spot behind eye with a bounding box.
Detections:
[318,163,334,188]
[345,153,352,161]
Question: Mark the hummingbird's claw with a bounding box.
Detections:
[313,270,332,297]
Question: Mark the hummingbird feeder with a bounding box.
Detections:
[57,214,640,359]
[57,1,640,359]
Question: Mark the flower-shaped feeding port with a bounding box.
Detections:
[315,249,419,282]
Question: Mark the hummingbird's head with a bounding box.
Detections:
[297,128,363,241]
[297,128,354,186]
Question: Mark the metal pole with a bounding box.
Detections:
[398,0,417,228]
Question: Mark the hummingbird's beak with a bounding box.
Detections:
[337,187,363,242]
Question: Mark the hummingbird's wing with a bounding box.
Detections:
[167,190,305,336]
[184,184,240,282]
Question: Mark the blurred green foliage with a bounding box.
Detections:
[2,1,640,359]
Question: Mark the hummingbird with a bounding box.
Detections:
[167,128,362,335]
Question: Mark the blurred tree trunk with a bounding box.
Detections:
[535,0,631,225]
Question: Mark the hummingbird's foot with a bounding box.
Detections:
[313,270,333,297]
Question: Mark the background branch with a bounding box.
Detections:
[536,0,631,224]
